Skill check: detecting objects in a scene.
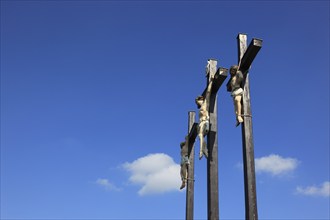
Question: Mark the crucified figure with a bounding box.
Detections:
[180,136,189,190]
[229,65,244,126]
[195,74,214,160]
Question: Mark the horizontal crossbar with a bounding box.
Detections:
[202,67,228,97]
[226,38,263,91]
[188,122,198,144]
[239,38,263,73]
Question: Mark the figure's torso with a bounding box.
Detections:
[230,71,243,91]
[181,144,188,156]
[199,102,209,121]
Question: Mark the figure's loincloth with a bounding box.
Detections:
[181,155,190,166]
[231,88,243,97]
[198,119,210,135]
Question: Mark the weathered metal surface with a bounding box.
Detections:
[207,93,219,220]
[202,67,228,97]
[188,122,198,145]
[207,60,219,220]
[182,60,230,220]
[227,37,262,92]
[186,111,196,220]
[239,38,263,74]
[237,33,262,220]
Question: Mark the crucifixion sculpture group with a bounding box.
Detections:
[179,33,263,220]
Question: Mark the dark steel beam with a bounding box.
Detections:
[188,122,198,145]
[227,37,262,92]
[239,38,263,74]
[186,111,196,220]
[237,33,261,220]
[202,67,228,97]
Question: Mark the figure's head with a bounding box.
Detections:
[230,65,239,76]
[195,96,204,108]
[180,141,186,148]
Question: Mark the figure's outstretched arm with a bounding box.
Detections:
[205,75,214,109]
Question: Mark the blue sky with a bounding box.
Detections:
[1,1,329,219]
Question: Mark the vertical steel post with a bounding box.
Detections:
[186,111,196,220]
[237,33,258,220]
[207,59,219,220]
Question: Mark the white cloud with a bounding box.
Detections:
[122,153,181,196]
[296,181,330,197]
[96,178,121,192]
[255,154,299,176]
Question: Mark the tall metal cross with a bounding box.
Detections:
[235,33,262,220]
[184,59,228,220]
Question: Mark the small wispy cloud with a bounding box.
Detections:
[254,154,299,176]
[96,178,121,192]
[296,181,330,197]
[122,153,181,196]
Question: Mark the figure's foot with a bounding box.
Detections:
[238,116,244,123]
[203,142,209,158]
[180,181,186,190]
[199,143,208,160]
[199,151,203,160]
[236,116,244,127]
[202,142,208,158]
[203,148,208,159]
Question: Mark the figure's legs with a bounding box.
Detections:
[180,164,188,190]
[180,165,185,189]
[184,164,188,180]
[198,121,208,160]
[202,136,208,159]
[198,132,204,160]
[203,122,209,158]
[234,95,243,125]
